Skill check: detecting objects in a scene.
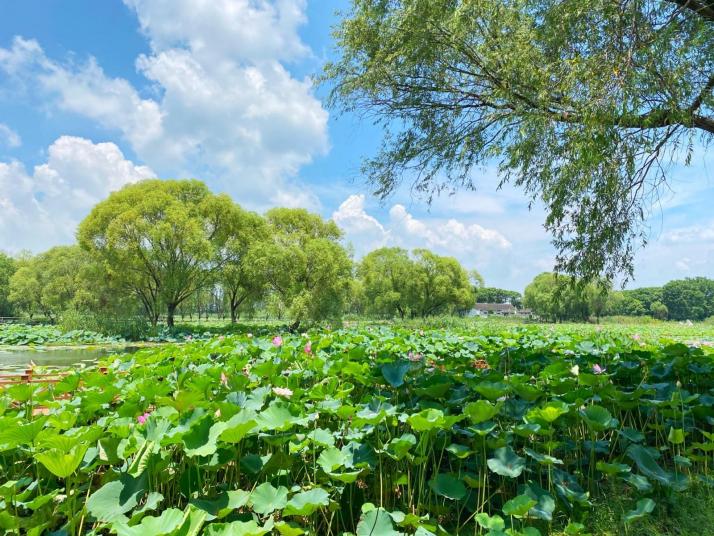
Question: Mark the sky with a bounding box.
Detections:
[0,0,712,292]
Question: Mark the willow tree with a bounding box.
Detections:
[220,209,268,323]
[255,208,353,330]
[324,0,714,281]
[78,179,240,327]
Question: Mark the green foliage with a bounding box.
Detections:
[0,251,16,317]
[255,208,353,328]
[662,277,714,321]
[3,324,710,533]
[358,247,474,318]
[0,323,123,345]
[323,0,713,282]
[474,287,523,308]
[524,272,608,322]
[8,246,93,320]
[78,179,243,326]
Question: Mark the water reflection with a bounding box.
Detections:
[0,347,138,373]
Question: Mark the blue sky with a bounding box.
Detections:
[0,0,712,291]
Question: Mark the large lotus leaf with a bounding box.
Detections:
[474,381,509,400]
[249,482,288,515]
[381,361,412,388]
[502,494,537,518]
[183,415,224,457]
[204,519,273,536]
[526,401,570,425]
[318,447,348,472]
[464,400,500,424]
[190,490,251,520]
[579,405,617,432]
[283,488,330,516]
[113,508,185,536]
[487,447,525,478]
[622,473,653,492]
[626,444,680,488]
[34,443,89,478]
[386,434,417,460]
[0,417,47,449]
[256,401,298,432]
[474,513,505,531]
[219,410,259,444]
[596,461,631,475]
[87,473,148,523]
[275,521,307,536]
[428,473,467,500]
[524,448,563,466]
[553,470,590,507]
[521,482,555,521]
[356,507,403,536]
[624,498,655,524]
[407,409,445,432]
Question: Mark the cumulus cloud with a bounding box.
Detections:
[0,136,155,252]
[0,0,328,209]
[332,194,511,267]
[0,123,20,148]
[332,195,389,252]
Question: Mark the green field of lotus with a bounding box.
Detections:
[1,326,713,535]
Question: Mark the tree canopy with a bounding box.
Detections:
[474,287,523,308]
[324,0,714,282]
[78,179,240,326]
[256,208,353,329]
[524,272,610,322]
[0,252,16,317]
[357,247,474,318]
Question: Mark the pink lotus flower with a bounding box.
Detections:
[272,336,283,347]
[407,351,422,362]
[218,335,225,341]
[220,371,229,387]
[304,341,312,354]
[632,333,641,341]
[272,386,293,398]
[592,364,606,374]
[137,412,150,425]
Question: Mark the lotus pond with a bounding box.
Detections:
[1,326,713,535]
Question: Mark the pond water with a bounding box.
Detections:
[0,346,138,373]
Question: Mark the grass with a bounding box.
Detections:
[552,483,714,535]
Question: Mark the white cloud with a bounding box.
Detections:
[332,194,511,269]
[332,194,389,252]
[0,136,155,252]
[0,0,328,208]
[388,204,512,251]
[662,222,714,244]
[0,123,21,148]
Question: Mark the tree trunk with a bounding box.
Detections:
[230,304,238,323]
[167,303,177,327]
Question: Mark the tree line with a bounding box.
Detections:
[0,180,478,331]
[524,273,714,322]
